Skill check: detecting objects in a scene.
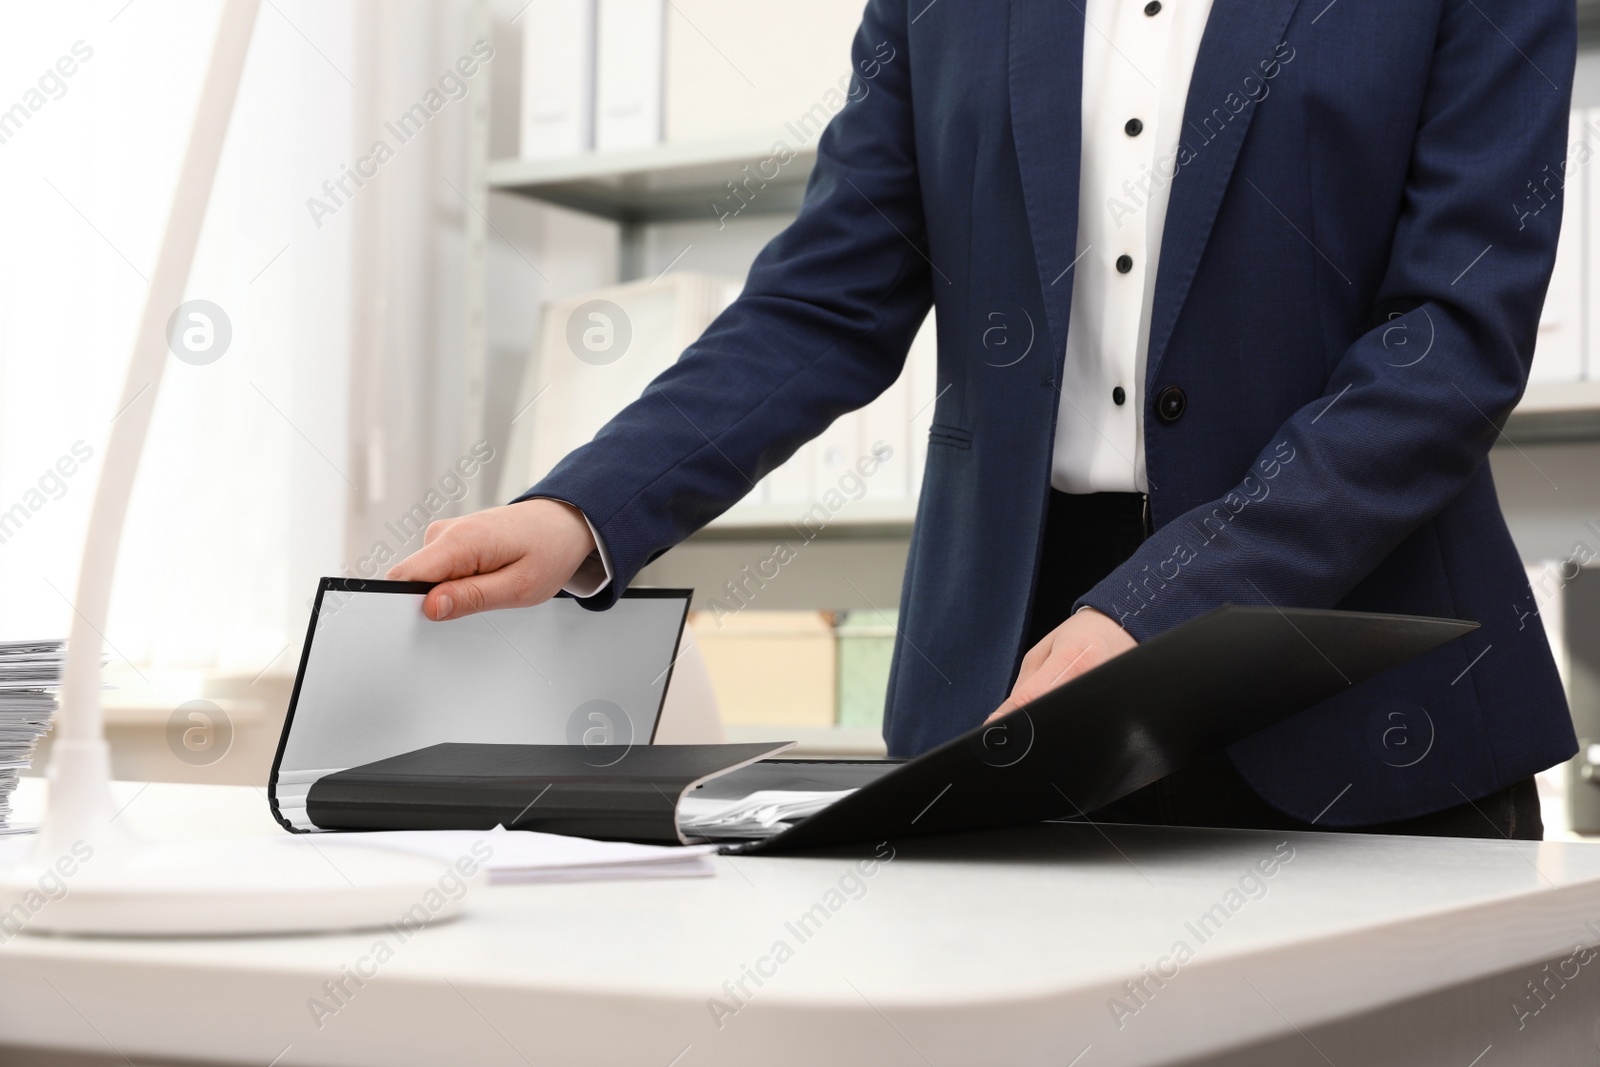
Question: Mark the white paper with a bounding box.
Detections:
[333,824,718,883]
[678,788,855,839]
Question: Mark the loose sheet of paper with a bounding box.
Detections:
[332,824,719,883]
[677,789,857,839]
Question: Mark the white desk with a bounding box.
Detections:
[2,779,1599,1067]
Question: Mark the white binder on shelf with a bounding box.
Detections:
[904,315,940,500]
[857,347,913,505]
[594,0,665,153]
[500,283,934,534]
[499,273,740,504]
[757,452,813,510]
[1531,110,1588,384]
[752,334,921,524]
[519,0,595,160]
[1584,107,1600,382]
[809,412,861,509]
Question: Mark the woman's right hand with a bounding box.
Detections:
[386,497,598,622]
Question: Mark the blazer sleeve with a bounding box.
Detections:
[518,0,932,609]
[1077,0,1575,638]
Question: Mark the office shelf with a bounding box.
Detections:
[700,499,917,541]
[1502,381,1600,445]
[488,137,819,225]
[682,381,1600,545]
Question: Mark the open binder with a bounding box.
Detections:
[276,601,1475,854]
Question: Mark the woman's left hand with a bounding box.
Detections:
[987,607,1136,722]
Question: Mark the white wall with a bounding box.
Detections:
[0,1,354,685]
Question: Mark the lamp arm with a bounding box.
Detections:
[56,0,261,746]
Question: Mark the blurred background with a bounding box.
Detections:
[3,0,1600,835]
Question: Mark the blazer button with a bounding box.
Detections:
[1156,385,1186,423]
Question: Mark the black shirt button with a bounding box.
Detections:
[1112,386,1126,406]
[1116,254,1133,274]
[1156,385,1187,423]
[1144,1,1161,14]
[1125,118,1143,137]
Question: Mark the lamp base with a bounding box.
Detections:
[1,834,474,937]
[4,739,474,937]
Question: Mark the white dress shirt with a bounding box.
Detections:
[559,507,614,598]
[1052,0,1213,494]
[558,1,1215,595]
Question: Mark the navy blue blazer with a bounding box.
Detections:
[526,0,1578,825]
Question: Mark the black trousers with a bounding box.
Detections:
[1027,489,1544,841]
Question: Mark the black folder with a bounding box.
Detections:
[294,605,1474,852]
[305,741,792,843]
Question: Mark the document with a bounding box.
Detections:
[336,825,718,883]
[678,789,857,839]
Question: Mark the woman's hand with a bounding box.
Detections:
[987,607,1135,721]
[386,498,597,622]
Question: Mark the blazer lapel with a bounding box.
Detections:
[1146,0,1304,387]
[1008,0,1085,370]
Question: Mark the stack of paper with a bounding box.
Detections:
[339,825,719,883]
[0,640,63,835]
[677,789,856,840]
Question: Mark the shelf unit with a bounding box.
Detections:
[696,498,917,541]
[488,137,817,279]
[488,137,817,224]
[480,143,1600,463]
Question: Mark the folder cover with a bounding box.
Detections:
[734,605,1474,854]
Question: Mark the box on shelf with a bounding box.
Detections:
[835,610,896,730]
[689,610,836,727]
